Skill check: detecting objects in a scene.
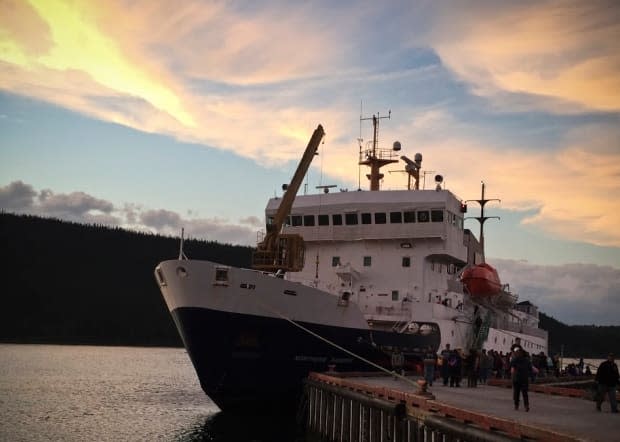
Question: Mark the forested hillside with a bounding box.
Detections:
[0,212,252,347]
[1,212,618,356]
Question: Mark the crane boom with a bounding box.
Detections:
[252,124,325,272]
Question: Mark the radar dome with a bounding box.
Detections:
[414,153,422,163]
[392,141,401,151]
[435,174,443,183]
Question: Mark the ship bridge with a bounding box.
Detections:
[265,189,466,247]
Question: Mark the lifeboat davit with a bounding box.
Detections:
[461,263,502,297]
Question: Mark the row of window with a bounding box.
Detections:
[281,209,449,227]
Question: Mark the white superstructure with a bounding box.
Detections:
[266,187,547,355]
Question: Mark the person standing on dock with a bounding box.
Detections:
[510,349,533,411]
[423,346,437,386]
[448,348,462,387]
[440,344,451,386]
[478,349,492,384]
[391,348,405,379]
[595,353,619,413]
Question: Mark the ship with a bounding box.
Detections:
[154,115,548,411]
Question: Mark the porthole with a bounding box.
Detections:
[176,267,188,278]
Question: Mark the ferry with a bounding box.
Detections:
[154,116,547,410]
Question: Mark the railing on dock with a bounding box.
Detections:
[302,372,578,442]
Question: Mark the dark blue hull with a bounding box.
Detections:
[171,307,440,410]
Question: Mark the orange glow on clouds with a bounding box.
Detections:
[431,1,620,112]
[1,0,195,127]
[1,0,619,248]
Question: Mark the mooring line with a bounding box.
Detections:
[251,295,421,389]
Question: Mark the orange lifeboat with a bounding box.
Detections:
[461,263,502,297]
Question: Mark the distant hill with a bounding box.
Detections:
[0,212,252,347]
[539,312,619,358]
[1,212,618,357]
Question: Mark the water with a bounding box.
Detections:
[0,344,300,441]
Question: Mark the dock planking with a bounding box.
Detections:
[303,372,618,442]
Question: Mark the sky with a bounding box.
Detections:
[1,0,619,325]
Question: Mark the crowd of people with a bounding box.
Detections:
[391,337,619,414]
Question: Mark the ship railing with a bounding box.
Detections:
[359,146,400,163]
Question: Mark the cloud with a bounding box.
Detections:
[139,209,182,230]
[0,181,258,245]
[426,1,620,112]
[0,180,36,209]
[493,258,620,325]
[239,216,262,227]
[38,189,114,216]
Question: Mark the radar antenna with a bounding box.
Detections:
[400,153,423,190]
[358,110,398,191]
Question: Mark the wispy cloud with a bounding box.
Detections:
[0,181,258,245]
[426,0,620,112]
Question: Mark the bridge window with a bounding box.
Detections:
[417,211,430,222]
[318,214,329,226]
[345,213,358,225]
[404,211,416,223]
[291,215,302,226]
[390,212,402,223]
[332,214,343,225]
[402,257,411,267]
[392,290,399,301]
[363,256,372,267]
[303,215,315,226]
[332,256,340,267]
[374,212,386,224]
[361,213,372,224]
[431,210,444,222]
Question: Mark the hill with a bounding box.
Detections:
[0,212,252,347]
[1,212,618,356]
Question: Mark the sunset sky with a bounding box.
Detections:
[1,0,619,325]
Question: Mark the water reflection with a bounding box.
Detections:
[177,410,305,442]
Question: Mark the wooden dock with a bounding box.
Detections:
[301,372,618,442]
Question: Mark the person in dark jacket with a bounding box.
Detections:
[448,349,462,387]
[595,353,619,413]
[510,349,533,411]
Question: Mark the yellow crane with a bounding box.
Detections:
[252,124,325,273]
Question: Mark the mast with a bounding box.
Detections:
[358,111,399,191]
[466,181,500,262]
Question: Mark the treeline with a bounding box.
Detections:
[539,313,619,358]
[1,212,618,357]
[0,212,252,347]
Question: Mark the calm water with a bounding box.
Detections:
[0,344,300,441]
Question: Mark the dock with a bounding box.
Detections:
[302,372,618,442]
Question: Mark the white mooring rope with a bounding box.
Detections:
[251,295,421,389]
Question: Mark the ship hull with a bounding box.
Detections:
[156,259,440,411]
